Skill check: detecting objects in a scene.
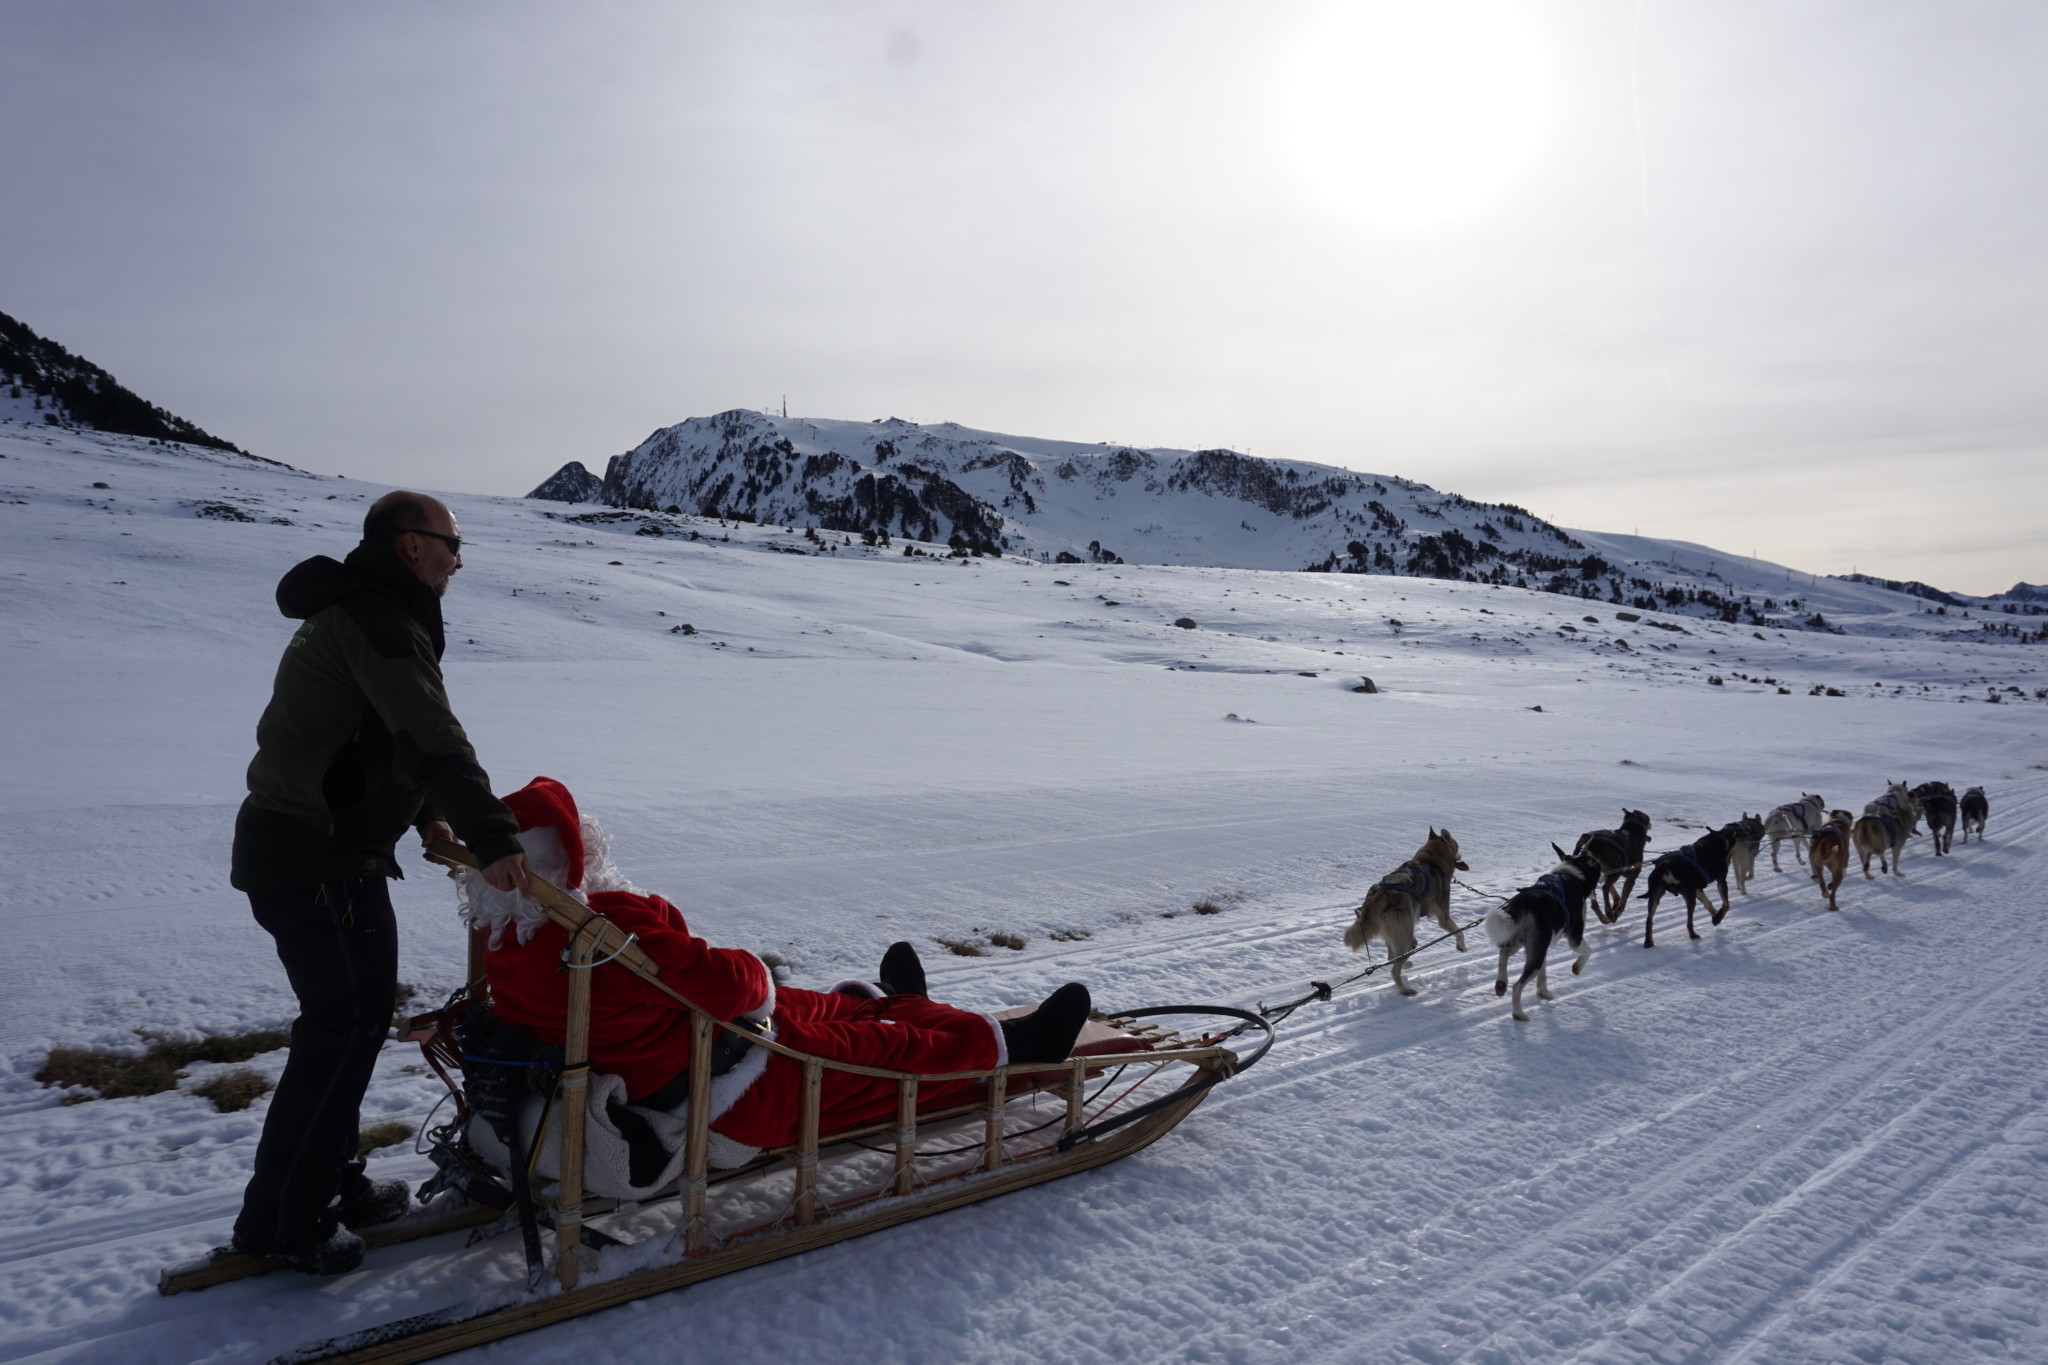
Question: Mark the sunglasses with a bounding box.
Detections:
[405,528,463,555]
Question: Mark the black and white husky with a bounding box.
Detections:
[1484,846,1602,1022]
[1960,786,1989,842]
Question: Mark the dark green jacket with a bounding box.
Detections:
[231,539,522,891]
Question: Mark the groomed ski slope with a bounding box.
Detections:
[1,423,2044,1364]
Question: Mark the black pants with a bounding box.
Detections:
[233,877,397,1254]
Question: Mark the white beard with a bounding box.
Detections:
[456,814,640,947]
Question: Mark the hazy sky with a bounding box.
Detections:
[3,1,2043,593]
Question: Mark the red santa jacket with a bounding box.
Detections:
[485,890,773,1101]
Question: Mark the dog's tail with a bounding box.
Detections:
[1483,901,1518,947]
[1343,888,1376,949]
[1342,888,1387,952]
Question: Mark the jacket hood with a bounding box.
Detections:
[276,540,445,656]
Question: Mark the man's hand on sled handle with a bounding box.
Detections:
[481,851,532,895]
[419,821,460,870]
[421,832,531,896]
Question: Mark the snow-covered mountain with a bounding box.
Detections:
[533,409,2044,640]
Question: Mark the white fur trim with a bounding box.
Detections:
[656,1023,775,1125]
[642,1025,774,1168]
[703,1130,764,1169]
[467,1068,689,1198]
[982,1012,1007,1068]
[825,978,883,1000]
[742,954,777,1022]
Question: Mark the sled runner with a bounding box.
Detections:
[162,841,1268,1365]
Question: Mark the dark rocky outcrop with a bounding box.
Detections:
[527,460,604,503]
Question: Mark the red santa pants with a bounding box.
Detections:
[711,988,1000,1150]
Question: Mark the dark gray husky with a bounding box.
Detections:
[1573,809,1652,923]
[1912,782,1958,855]
[1960,786,1989,843]
[1639,824,1737,948]
[1485,845,1603,1022]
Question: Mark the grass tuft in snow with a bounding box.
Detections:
[192,1068,273,1113]
[356,1120,415,1157]
[1190,899,1224,915]
[935,937,989,957]
[987,931,1027,950]
[36,1028,290,1104]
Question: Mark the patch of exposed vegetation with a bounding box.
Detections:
[193,1069,273,1113]
[357,1121,415,1157]
[1190,899,1224,916]
[37,1028,290,1104]
[986,931,1026,951]
[935,937,989,957]
[1047,929,1092,942]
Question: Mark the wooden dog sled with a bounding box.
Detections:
[160,841,1269,1365]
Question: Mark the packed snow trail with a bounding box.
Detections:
[2,424,2046,1364]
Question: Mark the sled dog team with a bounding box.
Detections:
[1344,782,1990,1022]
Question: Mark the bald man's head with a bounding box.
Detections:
[363,490,451,547]
[363,490,463,596]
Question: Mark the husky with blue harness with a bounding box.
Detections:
[1639,823,1739,947]
[1485,845,1603,1021]
[1344,828,1469,996]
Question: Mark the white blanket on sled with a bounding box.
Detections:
[467,1070,762,1201]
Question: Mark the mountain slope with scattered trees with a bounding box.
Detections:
[0,309,243,453]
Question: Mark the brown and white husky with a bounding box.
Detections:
[1345,828,1469,995]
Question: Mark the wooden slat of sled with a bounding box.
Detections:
[159,1203,503,1295]
[270,1082,1212,1365]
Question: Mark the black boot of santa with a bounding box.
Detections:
[1000,982,1091,1065]
[878,941,927,998]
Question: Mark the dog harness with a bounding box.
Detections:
[1369,860,1442,905]
[1527,872,1575,919]
[1665,836,1723,886]
[1582,832,1624,866]
[1774,801,1820,832]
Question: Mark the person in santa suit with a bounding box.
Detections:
[461,778,1092,1160]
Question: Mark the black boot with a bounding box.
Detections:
[1000,983,1091,1065]
[338,1176,414,1229]
[878,941,927,998]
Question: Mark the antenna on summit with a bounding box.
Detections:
[781,395,788,418]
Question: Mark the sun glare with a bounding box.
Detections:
[1286,0,1550,230]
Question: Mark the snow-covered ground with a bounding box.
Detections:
[2,420,2045,1364]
